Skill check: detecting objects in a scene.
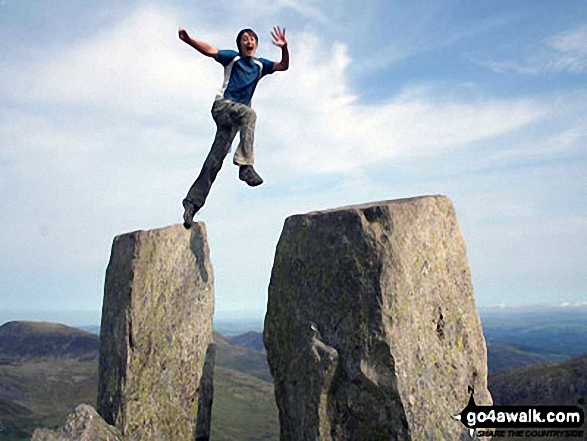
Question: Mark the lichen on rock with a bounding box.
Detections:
[31,404,125,441]
[264,196,492,440]
[97,223,214,441]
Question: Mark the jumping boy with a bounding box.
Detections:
[178,25,289,229]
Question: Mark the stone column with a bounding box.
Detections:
[98,223,214,441]
[264,196,492,440]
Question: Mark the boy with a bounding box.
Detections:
[178,25,289,229]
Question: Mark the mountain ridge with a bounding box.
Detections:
[0,321,98,360]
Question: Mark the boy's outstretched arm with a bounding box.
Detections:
[271,26,289,71]
[178,27,218,58]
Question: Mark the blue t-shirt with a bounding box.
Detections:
[215,49,275,105]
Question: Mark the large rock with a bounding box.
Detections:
[98,224,214,441]
[32,404,125,441]
[264,196,492,440]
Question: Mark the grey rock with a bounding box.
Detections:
[195,343,216,441]
[97,223,214,441]
[31,404,125,441]
[264,196,492,440]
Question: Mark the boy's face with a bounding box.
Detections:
[240,32,257,57]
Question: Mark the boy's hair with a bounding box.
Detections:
[236,28,258,54]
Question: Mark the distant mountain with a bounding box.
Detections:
[487,355,587,440]
[226,330,265,352]
[213,317,264,336]
[489,354,587,406]
[78,325,100,335]
[0,321,98,360]
[0,326,277,441]
[0,322,99,441]
[213,332,272,382]
[480,307,587,357]
[487,342,567,374]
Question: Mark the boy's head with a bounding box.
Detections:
[236,28,258,57]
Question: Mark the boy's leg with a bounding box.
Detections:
[183,102,239,228]
[232,107,255,166]
[184,124,238,207]
[225,103,263,186]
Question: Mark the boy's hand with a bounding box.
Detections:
[271,26,289,71]
[271,26,287,47]
[178,27,218,57]
[178,27,189,42]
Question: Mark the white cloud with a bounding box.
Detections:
[256,35,546,175]
[273,0,327,22]
[0,5,219,121]
[545,25,587,74]
[549,24,587,55]
[212,0,327,23]
[558,301,587,308]
[486,126,586,162]
[478,60,541,75]
[480,23,587,75]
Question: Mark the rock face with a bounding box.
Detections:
[97,224,214,441]
[31,404,125,441]
[264,196,492,440]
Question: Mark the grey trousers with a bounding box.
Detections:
[185,99,257,208]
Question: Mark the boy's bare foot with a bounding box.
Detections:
[182,198,201,229]
[239,165,263,187]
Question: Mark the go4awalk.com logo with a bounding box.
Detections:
[452,387,585,439]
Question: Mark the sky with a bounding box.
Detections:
[1,0,586,325]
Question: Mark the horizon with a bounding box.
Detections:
[2,300,587,329]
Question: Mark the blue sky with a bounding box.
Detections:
[1,0,586,323]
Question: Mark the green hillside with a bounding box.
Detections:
[1,320,586,441]
[0,323,278,441]
[489,354,587,406]
[211,366,278,441]
[0,322,99,440]
[0,357,97,439]
[487,342,567,374]
[214,332,272,382]
[487,354,587,441]
[0,396,36,441]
